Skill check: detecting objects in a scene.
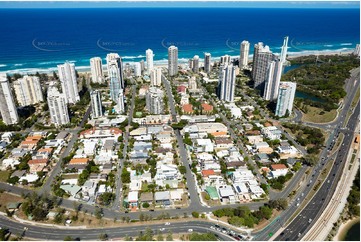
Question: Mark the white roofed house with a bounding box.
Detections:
[128,191,139,208]
[218,185,236,204]
[155,164,180,187]
[155,191,171,206]
[261,126,282,140]
[246,135,264,145]
[194,139,214,153]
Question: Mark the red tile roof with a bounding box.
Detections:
[201,170,215,177]
[271,164,288,170]
[201,103,213,112]
[182,104,194,113]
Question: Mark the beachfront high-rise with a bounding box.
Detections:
[239,40,250,69]
[13,75,44,106]
[220,55,231,65]
[47,85,70,126]
[146,49,154,74]
[204,53,211,73]
[150,68,162,86]
[192,55,199,73]
[146,87,164,114]
[90,90,103,119]
[263,37,289,101]
[275,82,297,117]
[252,42,275,91]
[218,64,236,103]
[57,62,80,104]
[106,53,124,89]
[168,45,178,76]
[90,57,104,83]
[0,73,19,125]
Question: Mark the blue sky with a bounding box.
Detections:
[0,1,359,9]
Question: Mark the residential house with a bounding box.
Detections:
[262,126,282,140]
[28,159,48,173]
[155,191,171,206]
[270,164,289,178]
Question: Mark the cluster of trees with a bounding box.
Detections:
[283,122,325,154]
[121,167,130,183]
[78,160,100,186]
[98,192,115,206]
[22,193,56,221]
[269,173,294,190]
[189,233,217,241]
[133,96,147,118]
[213,200,288,228]
[283,54,359,108]
[347,168,360,217]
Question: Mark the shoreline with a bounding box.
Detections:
[1,49,355,75]
[333,217,360,241]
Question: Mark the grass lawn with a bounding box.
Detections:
[0,170,10,182]
[351,88,360,108]
[302,105,337,123]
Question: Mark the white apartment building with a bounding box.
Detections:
[57,62,80,104]
[90,90,102,118]
[168,45,178,76]
[219,64,236,102]
[239,40,250,69]
[275,82,297,117]
[146,49,154,74]
[13,75,44,106]
[146,86,164,114]
[47,86,69,126]
[0,74,19,124]
[150,68,162,86]
[90,57,103,83]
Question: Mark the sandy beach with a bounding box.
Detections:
[333,217,360,241]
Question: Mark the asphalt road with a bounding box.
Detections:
[275,101,359,241]
[0,216,235,241]
[112,78,136,211]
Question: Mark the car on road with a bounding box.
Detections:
[188,229,193,232]
[308,218,312,223]
[159,228,165,231]
[210,226,215,230]
[165,222,170,225]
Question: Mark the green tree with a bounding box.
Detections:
[192,211,199,218]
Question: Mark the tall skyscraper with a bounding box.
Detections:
[90,57,104,83]
[146,87,164,114]
[106,53,124,89]
[263,37,289,101]
[146,49,154,74]
[134,62,141,77]
[0,73,19,125]
[116,89,125,114]
[57,62,80,104]
[47,85,69,126]
[239,40,250,69]
[204,53,211,73]
[140,60,145,74]
[13,75,44,106]
[218,64,236,103]
[220,55,231,65]
[168,45,178,76]
[192,55,199,73]
[275,82,297,117]
[252,42,275,91]
[150,68,162,86]
[90,90,103,119]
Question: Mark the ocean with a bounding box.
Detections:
[0,7,359,74]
